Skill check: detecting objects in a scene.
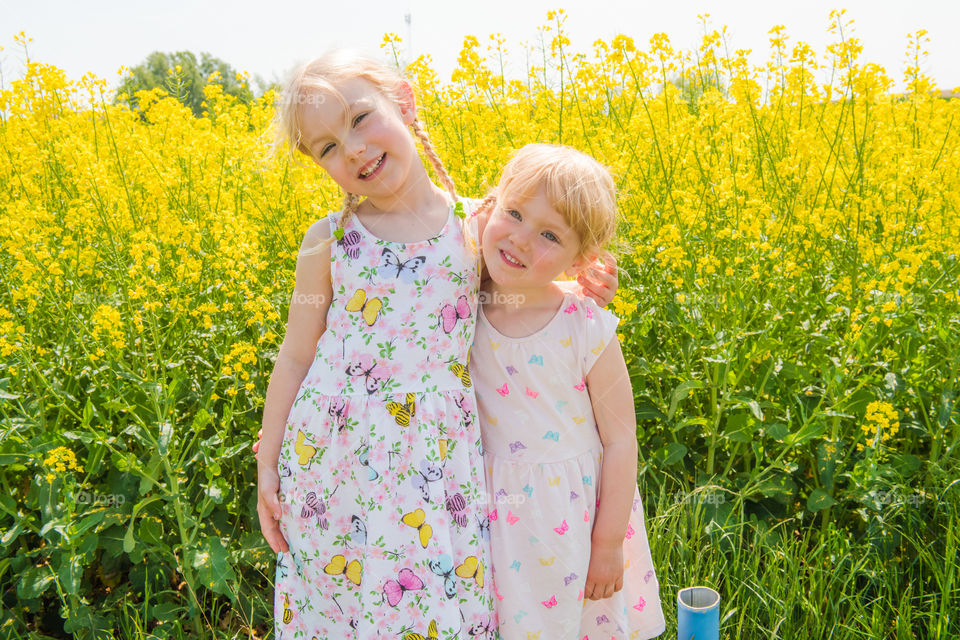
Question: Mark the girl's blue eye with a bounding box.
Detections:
[507,209,521,220]
[542,231,559,243]
[353,113,367,127]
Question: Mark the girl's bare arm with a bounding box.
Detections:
[257,219,333,553]
[583,337,638,599]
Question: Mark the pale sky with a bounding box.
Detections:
[2,0,958,93]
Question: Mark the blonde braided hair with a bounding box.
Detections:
[272,51,461,257]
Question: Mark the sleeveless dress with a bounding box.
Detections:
[471,293,665,640]
[274,202,499,639]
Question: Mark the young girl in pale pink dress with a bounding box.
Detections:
[470,144,666,640]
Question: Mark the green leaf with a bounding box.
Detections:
[189,535,238,598]
[807,489,836,512]
[668,380,704,421]
[724,412,756,444]
[754,472,796,504]
[57,554,84,597]
[816,441,837,491]
[783,420,827,447]
[139,453,163,495]
[661,443,688,466]
[765,423,789,442]
[123,521,136,554]
[17,564,55,599]
[1,520,24,546]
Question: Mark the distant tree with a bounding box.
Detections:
[116,51,254,117]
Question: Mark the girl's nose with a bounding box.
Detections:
[345,136,366,159]
[509,228,532,252]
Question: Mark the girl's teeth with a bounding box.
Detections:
[503,251,523,266]
[360,155,383,177]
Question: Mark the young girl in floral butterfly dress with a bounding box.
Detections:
[469,144,666,639]
[255,53,617,639]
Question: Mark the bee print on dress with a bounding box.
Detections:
[445,491,469,527]
[301,491,328,529]
[448,361,473,387]
[337,230,362,259]
[385,393,416,426]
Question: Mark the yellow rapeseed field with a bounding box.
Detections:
[1,11,958,638]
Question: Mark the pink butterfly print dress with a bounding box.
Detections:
[471,294,665,640]
[274,201,498,639]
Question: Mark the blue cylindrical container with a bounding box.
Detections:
[677,586,720,640]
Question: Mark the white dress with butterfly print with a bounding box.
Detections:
[471,294,666,640]
[274,201,498,640]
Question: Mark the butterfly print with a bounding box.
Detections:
[383,568,424,607]
[344,288,382,326]
[328,397,348,431]
[410,459,444,502]
[440,294,472,333]
[428,554,458,599]
[508,441,526,454]
[345,355,384,394]
[381,247,426,283]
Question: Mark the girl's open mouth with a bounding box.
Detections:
[499,249,525,268]
[358,153,386,179]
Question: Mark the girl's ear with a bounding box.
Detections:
[397,80,418,125]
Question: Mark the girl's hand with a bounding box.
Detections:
[252,428,262,459]
[577,251,618,308]
[257,466,290,553]
[584,541,624,600]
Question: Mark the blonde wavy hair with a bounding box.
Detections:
[269,50,457,255]
[474,143,618,258]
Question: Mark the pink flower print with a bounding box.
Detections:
[371,445,389,468]
[402,429,419,449]
[371,282,393,298]
[371,483,389,505]
[421,282,436,299]
[332,514,353,532]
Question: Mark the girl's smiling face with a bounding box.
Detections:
[481,186,590,290]
[298,77,419,200]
